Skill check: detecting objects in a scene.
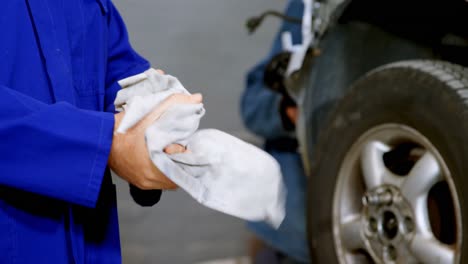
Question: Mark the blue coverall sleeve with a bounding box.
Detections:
[0,85,114,208]
[102,1,163,206]
[241,0,304,139]
[104,1,151,113]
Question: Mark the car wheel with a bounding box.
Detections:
[307,60,468,263]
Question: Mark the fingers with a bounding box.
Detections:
[189,93,203,103]
[136,93,203,131]
[163,93,202,105]
[156,69,165,75]
[164,144,187,154]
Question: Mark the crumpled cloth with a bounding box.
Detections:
[115,68,286,228]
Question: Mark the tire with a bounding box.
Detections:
[307,60,468,263]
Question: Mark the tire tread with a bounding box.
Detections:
[371,60,468,96]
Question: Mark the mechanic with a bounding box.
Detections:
[0,0,201,263]
[241,0,309,263]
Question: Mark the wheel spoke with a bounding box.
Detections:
[340,215,365,252]
[400,152,442,235]
[361,141,392,190]
[411,235,455,264]
[401,151,442,201]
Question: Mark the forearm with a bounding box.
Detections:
[0,85,114,208]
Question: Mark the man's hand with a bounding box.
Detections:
[108,93,203,190]
[285,106,298,125]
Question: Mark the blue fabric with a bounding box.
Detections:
[241,0,303,140]
[0,0,149,263]
[241,0,310,262]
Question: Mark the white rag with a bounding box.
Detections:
[115,69,286,228]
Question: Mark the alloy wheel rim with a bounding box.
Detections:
[332,124,462,263]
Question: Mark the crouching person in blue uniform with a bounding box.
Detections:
[0,0,201,263]
[241,0,310,263]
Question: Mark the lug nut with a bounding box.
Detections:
[363,190,393,206]
[383,245,397,262]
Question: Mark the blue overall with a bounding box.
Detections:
[0,0,149,263]
[241,0,309,262]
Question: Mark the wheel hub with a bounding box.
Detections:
[362,186,415,262]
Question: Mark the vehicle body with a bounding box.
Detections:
[278,0,468,263]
